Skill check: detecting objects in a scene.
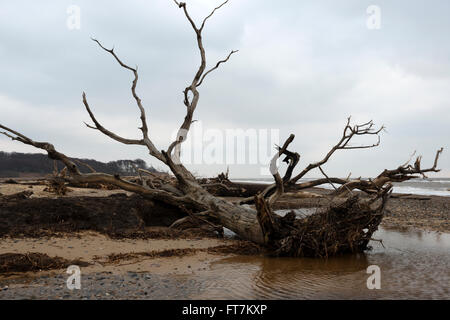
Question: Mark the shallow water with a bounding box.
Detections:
[182,228,450,299]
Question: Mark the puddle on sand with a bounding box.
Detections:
[177,228,450,299]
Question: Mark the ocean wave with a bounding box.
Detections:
[392,186,450,197]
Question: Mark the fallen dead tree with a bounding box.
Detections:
[0,0,443,257]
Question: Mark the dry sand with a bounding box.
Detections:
[0,231,234,281]
[0,182,131,198]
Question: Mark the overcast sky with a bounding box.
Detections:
[0,0,449,179]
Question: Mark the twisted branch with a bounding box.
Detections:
[83,39,165,163]
[290,117,383,184]
[240,117,384,204]
[168,0,236,161]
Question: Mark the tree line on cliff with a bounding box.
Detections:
[0,152,156,177]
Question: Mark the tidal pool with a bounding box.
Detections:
[186,227,450,299]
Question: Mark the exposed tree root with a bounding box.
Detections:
[256,185,392,258]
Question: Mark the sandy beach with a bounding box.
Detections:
[0,181,449,299]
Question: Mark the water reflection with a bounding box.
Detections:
[189,228,450,299]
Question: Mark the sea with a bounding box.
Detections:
[231,177,450,197]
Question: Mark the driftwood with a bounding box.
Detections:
[0,0,443,257]
[239,118,443,204]
[43,161,70,195]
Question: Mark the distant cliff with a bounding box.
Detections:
[0,152,157,178]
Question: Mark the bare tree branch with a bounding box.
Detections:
[197,50,238,87]
[91,39,150,141]
[280,148,300,182]
[333,147,444,196]
[239,117,383,204]
[318,166,338,191]
[82,92,144,146]
[83,39,165,163]
[73,159,97,173]
[168,0,237,163]
[290,117,384,184]
[200,0,229,31]
[267,134,295,205]
[1,124,81,175]
[173,1,199,33]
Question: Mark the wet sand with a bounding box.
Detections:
[1,228,448,300]
[383,196,450,233]
[0,233,238,278]
[0,231,259,299]
[0,181,133,198]
[0,232,229,261]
